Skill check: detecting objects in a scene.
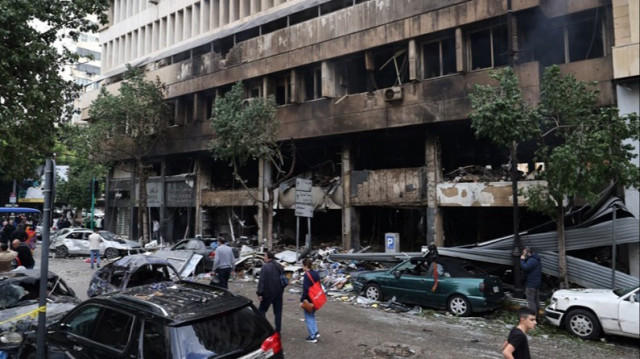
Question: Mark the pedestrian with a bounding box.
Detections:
[89,227,102,269]
[502,307,537,359]
[152,220,160,241]
[0,221,14,245]
[256,251,285,334]
[211,237,234,289]
[11,224,28,242]
[301,257,320,343]
[12,239,35,269]
[0,243,18,272]
[95,216,103,230]
[520,246,542,320]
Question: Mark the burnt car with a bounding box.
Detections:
[21,281,284,359]
[0,270,79,358]
[352,257,505,316]
[156,237,240,275]
[87,254,181,298]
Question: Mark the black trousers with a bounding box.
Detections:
[214,267,232,289]
[258,294,283,333]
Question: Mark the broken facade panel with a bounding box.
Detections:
[89,0,638,279]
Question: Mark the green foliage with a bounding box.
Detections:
[210,81,278,169]
[56,124,107,209]
[0,0,109,181]
[469,67,539,147]
[87,65,171,162]
[526,66,640,214]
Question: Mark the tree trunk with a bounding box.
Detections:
[556,205,568,288]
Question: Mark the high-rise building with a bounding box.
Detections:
[79,0,638,276]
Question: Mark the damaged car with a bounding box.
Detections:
[352,257,504,316]
[0,270,79,358]
[21,281,283,359]
[51,229,143,259]
[87,254,181,298]
[545,286,639,339]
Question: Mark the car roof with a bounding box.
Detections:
[96,281,251,325]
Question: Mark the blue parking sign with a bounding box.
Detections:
[386,234,395,249]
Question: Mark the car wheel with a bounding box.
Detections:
[364,283,382,301]
[105,247,119,259]
[565,309,601,340]
[55,245,69,258]
[448,295,471,317]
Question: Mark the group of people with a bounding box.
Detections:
[0,215,37,271]
[209,239,321,343]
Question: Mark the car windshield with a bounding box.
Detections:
[173,305,272,358]
[613,287,639,297]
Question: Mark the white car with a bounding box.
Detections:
[545,286,639,339]
[51,229,143,259]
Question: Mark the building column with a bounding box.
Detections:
[425,134,443,246]
[342,141,360,250]
[194,158,209,235]
[257,158,273,243]
[455,27,464,73]
[408,39,417,81]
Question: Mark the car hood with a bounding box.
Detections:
[552,288,617,300]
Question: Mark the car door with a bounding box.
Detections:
[618,288,640,335]
[47,304,101,359]
[65,231,85,255]
[80,231,92,255]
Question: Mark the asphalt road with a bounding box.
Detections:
[37,249,639,359]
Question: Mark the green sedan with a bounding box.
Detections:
[352,257,504,316]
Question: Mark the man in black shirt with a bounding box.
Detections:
[502,307,537,359]
[12,239,35,269]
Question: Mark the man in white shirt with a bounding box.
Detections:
[88,228,102,269]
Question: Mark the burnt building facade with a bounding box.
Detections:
[82,0,630,254]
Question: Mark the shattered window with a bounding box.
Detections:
[469,24,508,70]
[423,37,456,79]
[63,304,101,339]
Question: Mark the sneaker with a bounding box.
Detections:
[315,332,320,338]
[305,336,318,343]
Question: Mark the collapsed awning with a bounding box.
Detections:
[329,197,640,289]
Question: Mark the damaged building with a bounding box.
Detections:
[81,0,639,277]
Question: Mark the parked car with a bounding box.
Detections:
[51,229,143,259]
[158,237,240,275]
[0,270,79,358]
[352,257,504,316]
[20,281,284,359]
[87,254,181,298]
[545,286,639,339]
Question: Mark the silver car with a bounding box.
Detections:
[51,229,142,259]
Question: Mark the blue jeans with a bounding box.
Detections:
[303,309,318,338]
[90,249,100,268]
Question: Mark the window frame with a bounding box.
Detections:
[466,23,509,71]
[422,35,457,79]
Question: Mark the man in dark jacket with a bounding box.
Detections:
[256,251,285,333]
[520,246,542,320]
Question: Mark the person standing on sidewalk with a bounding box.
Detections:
[520,246,542,320]
[211,237,235,289]
[256,251,285,334]
[88,228,102,269]
[502,307,537,359]
[301,258,320,343]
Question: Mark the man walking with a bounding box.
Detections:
[256,251,285,333]
[211,237,235,289]
[89,228,102,269]
[502,307,537,358]
[520,246,542,320]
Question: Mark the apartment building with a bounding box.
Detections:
[82,0,628,255]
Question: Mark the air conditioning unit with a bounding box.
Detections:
[384,86,403,101]
[241,98,258,107]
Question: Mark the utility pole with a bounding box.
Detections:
[507,0,523,293]
[37,159,55,359]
